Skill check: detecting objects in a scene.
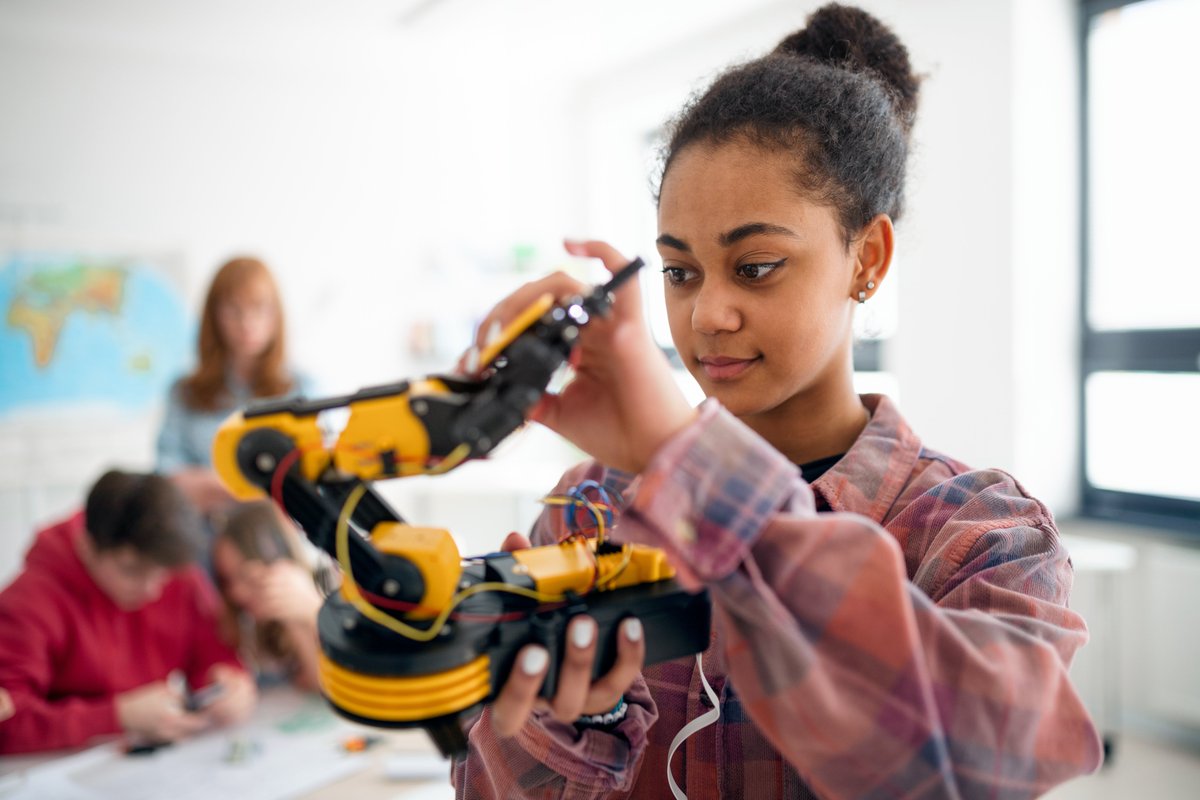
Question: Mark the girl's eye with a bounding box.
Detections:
[735,259,786,281]
[662,266,694,286]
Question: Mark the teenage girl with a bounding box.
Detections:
[453,4,1102,798]
[158,256,309,514]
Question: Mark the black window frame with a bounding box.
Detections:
[1079,0,1200,534]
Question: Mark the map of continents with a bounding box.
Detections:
[0,254,189,415]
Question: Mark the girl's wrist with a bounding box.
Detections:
[634,405,700,474]
[575,697,627,730]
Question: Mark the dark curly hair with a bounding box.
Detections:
[657,3,922,245]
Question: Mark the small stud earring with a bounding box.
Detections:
[866,281,875,290]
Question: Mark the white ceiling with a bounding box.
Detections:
[0,0,784,81]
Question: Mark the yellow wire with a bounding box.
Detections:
[539,495,612,543]
[423,442,472,475]
[335,483,565,643]
[596,544,634,590]
[538,493,637,589]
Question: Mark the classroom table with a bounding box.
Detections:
[0,687,454,800]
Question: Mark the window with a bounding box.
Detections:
[1081,0,1200,531]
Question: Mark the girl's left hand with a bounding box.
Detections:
[488,533,646,736]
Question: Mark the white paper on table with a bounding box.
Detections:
[12,692,375,800]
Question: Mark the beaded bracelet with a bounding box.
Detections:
[576,698,628,729]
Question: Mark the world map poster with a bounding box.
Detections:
[0,251,190,416]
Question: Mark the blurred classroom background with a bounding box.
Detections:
[0,1,1197,797]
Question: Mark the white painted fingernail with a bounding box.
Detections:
[464,346,479,373]
[485,320,503,346]
[572,618,595,649]
[623,618,643,642]
[521,647,548,675]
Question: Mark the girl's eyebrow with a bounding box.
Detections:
[719,222,800,246]
[656,233,690,252]
[657,222,801,254]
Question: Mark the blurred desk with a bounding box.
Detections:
[0,688,453,800]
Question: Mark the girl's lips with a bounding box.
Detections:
[699,356,759,381]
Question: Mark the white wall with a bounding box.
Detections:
[0,23,584,391]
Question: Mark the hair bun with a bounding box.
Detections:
[775,3,920,131]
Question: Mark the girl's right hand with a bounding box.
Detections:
[466,240,697,475]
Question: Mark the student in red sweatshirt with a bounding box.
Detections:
[0,470,257,754]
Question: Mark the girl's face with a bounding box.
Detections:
[213,537,265,617]
[216,279,278,362]
[657,140,859,420]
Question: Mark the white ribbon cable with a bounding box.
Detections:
[667,653,721,800]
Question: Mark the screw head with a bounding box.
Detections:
[567,304,589,324]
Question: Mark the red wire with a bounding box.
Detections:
[269,447,306,508]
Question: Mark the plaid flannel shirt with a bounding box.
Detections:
[452,394,1102,799]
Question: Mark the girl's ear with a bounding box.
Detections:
[851,214,894,301]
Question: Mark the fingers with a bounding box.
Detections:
[548,616,598,723]
[501,532,532,553]
[470,271,587,355]
[164,672,186,702]
[562,239,644,324]
[490,645,548,738]
[205,669,256,726]
[562,239,626,271]
[455,239,646,379]
[490,616,646,736]
[584,618,645,713]
[161,710,208,740]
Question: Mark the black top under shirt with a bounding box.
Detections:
[797,453,843,512]
[798,453,843,483]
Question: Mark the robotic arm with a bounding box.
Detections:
[211,259,711,758]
